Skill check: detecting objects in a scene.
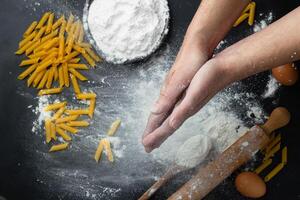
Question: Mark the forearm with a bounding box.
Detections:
[186,0,250,53]
[218,6,300,83]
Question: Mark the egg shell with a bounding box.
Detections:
[235,172,266,198]
[272,63,298,86]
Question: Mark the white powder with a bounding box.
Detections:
[87,0,170,64]
[31,96,51,133]
[253,12,274,32]
[175,135,212,168]
[262,74,280,98]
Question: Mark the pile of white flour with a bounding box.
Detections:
[88,0,170,64]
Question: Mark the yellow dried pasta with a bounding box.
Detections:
[38,87,63,96]
[76,93,97,99]
[282,146,287,164]
[102,139,114,162]
[23,21,38,37]
[70,74,81,94]
[57,123,78,134]
[89,98,96,118]
[248,2,256,26]
[19,58,40,67]
[49,143,69,152]
[95,139,104,162]
[69,68,87,81]
[56,126,72,141]
[36,12,51,29]
[58,66,64,87]
[56,115,79,124]
[65,109,89,115]
[67,121,89,127]
[50,122,57,140]
[45,118,52,143]
[255,159,272,174]
[264,142,281,161]
[107,119,121,136]
[52,15,65,30]
[52,106,66,120]
[68,63,88,70]
[264,163,284,182]
[45,13,54,34]
[44,101,67,111]
[18,64,38,80]
[19,31,37,48]
[62,63,70,87]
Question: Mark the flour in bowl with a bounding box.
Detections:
[87,0,170,64]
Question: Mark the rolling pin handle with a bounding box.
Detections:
[261,107,291,135]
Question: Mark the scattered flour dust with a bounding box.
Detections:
[253,12,274,32]
[87,0,169,63]
[31,96,51,133]
[262,74,280,98]
[175,135,212,168]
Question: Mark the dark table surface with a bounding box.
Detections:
[0,0,300,200]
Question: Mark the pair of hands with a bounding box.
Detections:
[142,32,233,153]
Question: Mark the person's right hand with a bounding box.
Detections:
[142,32,211,152]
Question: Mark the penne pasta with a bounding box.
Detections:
[68,63,88,70]
[62,51,80,62]
[264,142,281,161]
[255,159,272,174]
[82,52,96,67]
[56,115,79,124]
[27,69,41,87]
[69,68,88,81]
[45,13,55,34]
[49,143,69,152]
[19,31,37,48]
[233,13,249,27]
[50,122,57,140]
[52,106,66,120]
[38,87,63,96]
[37,70,50,89]
[45,118,52,143]
[242,2,252,14]
[70,74,81,94]
[36,12,51,29]
[85,47,101,62]
[102,139,114,162]
[66,35,75,54]
[33,26,46,42]
[264,163,285,182]
[56,126,72,141]
[29,51,47,59]
[18,64,38,80]
[46,66,55,89]
[69,58,80,63]
[57,123,78,134]
[59,20,67,38]
[15,41,33,55]
[65,109,89,115]
[26,40,41,56]
[52,15,65,30]
[33,70,46,87]
[265,134,281,153]
[58,34,65,60]
[43,37,59,50]
[78,42,92,49]
[282,146,287,164]
[23,21,38,37]
[36,58,54,73]
[95,139,104,162]
[41,29,58,43]
[66,13,75,33]
[248,2,256,26]
[58,66,64,87]
[67,121,89,127]
[73,44,85,54]
[88,98,96,118]
[78,23,84,43]
[73,21,81,41]
[107,119,121,136]
[19,58,40,67]
[62,63,70,87]
[53,63,59,81]
[44,101,67,111]
[76,93,97,99]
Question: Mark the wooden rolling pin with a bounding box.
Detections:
[168,107,291,200]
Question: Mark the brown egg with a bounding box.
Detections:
[235,172,266,198]
[272,63,298,86]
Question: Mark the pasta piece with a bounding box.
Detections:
[264,163,284,182]
[38,87,63,96]
[45,13,55,34]
[69,68,88,81]
[19,58,40,67]
[36,58,55,73]
[52,15,65,30]
[46,66,55,89]
[58,34,65,60]
[66,35,74,54]
[49,143,69,152]
[33,26,46,42]
[76,93,97,99]
[18,64,38,80]
[73,21,81,41]
[102,139,114,162]
[264,142,281,161]
[62,63,70,87]
[52,106,66,120]
[45,118,52,143]
[78,23,84,43]
[85,47,101,62]
[53,64,59,81]
[70,74,81,94]
[41,29,58,43]
[265,134,281,154]
[29,51,47,59]
[26,40,41,56]
[65,109,89,115]
[94,139,104,162]
[56,126,72,141]
[233,13,249,27]
[19,31,37,48]
[282,146,287,164]
[73,44,85,54]
[37,70,49,89]
[36,12,51,29]
[44,101,67,111]
[69,58,80,63]
[27,69,41,87]
[107,119,121,136]
[66,13,75,33]
[62,51,80,62]
[15,41,33,55]
[23,21,38,37]
[58,66,64,87]
[82,52,96,67]
[68,63,88,70]
[254,159,272,174]
[33,70,46,87]
[241,2,252,14]
[50,122,57,140]
[248,2,256,26]
[59,20,67,38]
[56,115,79,124]
[43,37,59,50]
[57,123,78,134]
[67,121,89,127]
[88,98,96,118]
[78,42,92,49]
